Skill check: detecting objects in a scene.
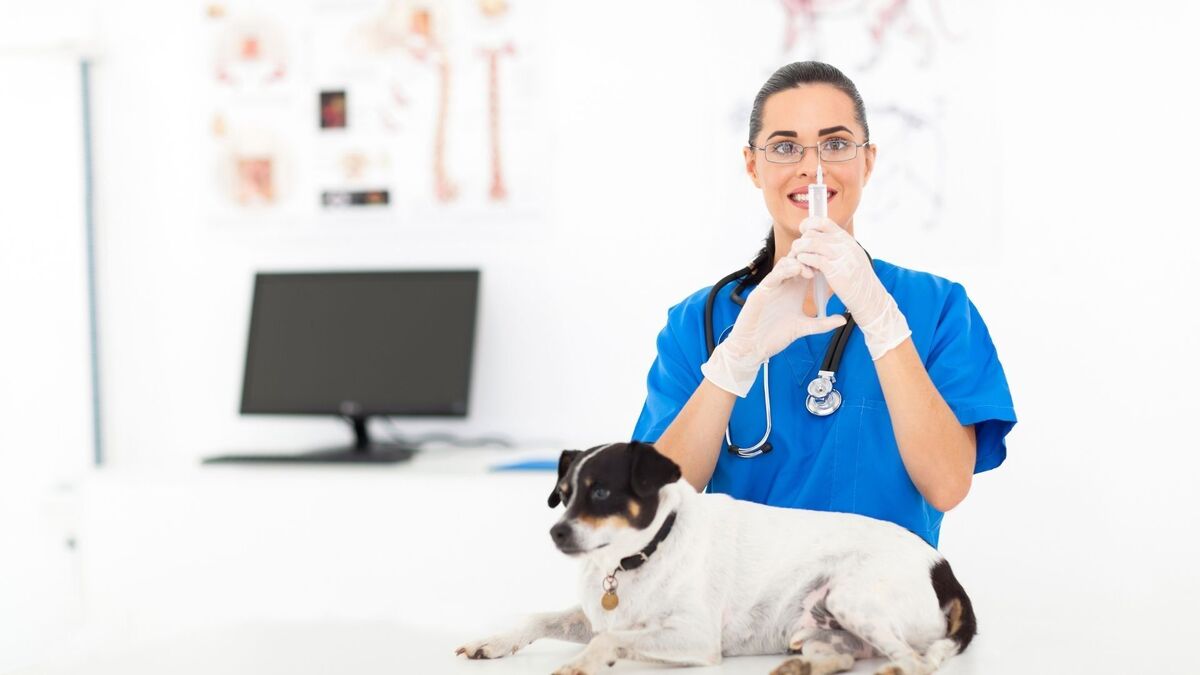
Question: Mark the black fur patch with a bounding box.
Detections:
[809,593,842,631]
[930,558,977,652]
[556,442,681,530]
[548,449,582,507]
[629,441,682,498]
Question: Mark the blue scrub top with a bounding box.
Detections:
[631,258,1017,548]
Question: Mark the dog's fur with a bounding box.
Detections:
[456,441,975,675]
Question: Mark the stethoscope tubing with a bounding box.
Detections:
[704,266,754,356]
[704,257,864,458]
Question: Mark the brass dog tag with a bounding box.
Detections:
[601,573,620,611]
[601,591,619,611]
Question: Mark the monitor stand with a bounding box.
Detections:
[203,415,418,464]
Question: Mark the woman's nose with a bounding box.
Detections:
[793,149,819,177]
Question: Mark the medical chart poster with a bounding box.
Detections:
[206,0,546,226]
[706,0,1002,266]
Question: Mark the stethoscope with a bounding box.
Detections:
[703,256,866,458]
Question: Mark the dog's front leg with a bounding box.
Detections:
[552,625,720,675]
[455,606,593,660]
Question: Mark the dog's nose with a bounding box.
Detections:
[550,522,571,544]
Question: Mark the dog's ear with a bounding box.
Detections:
[547,449,582,508]
[629,441,682,499]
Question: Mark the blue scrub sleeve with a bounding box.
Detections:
[924,283,1017,474]
[631,310,704,444]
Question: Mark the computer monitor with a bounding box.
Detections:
[204,269,479,464]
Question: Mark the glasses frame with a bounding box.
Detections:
[748,139,872,164]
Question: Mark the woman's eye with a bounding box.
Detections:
[770,142,799,156]
[822,138,849,151]
[590,487,610,501]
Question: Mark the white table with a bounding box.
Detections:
[11,447,1184,674]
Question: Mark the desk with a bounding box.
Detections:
[12,448,1182,674]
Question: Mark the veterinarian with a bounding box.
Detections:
[632,61,1016,548]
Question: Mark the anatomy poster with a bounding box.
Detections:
[714,0,998,252]
[206,0,543,224]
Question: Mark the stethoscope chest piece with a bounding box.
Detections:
[805,370,842,417]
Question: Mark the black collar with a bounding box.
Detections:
[617,511,677,572]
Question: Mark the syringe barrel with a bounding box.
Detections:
[806,182,830,317]
[808,183,828,219]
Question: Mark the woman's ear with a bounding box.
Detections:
[744,146,762,189]
[862,142,877,187]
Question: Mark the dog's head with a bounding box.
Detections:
[546,441,682,557]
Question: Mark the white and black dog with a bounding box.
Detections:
[457,441,975,675]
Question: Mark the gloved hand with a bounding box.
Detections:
[790,216,911,361]
[701,256,847,397]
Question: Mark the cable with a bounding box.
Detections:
[379,418,513,449]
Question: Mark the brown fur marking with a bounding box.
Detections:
[578,514,632,529]
[947,597,963,636]
[769,658,812,675]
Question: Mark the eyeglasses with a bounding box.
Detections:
[748,137,870,164]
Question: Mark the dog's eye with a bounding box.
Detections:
[590,487,610,501]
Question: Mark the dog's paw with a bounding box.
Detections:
[873,666,907,675]
[771,657,813,675]
[453,634,523,660]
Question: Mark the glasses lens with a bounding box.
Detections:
[819,138,858,162]
[766,141,803,164]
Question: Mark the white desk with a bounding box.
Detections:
[11,448,1185,674]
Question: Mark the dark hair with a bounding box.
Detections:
[744,61,869,287]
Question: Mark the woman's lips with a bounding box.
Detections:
[787,189,838,210]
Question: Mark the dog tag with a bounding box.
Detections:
[601,591,619,611]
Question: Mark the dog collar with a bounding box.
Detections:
[600,511,677,612]
[618,511,677,571]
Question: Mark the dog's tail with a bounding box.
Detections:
[929,558,977,656]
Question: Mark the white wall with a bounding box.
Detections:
[0,29,97,671]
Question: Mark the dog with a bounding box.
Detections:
[456,441,975,675]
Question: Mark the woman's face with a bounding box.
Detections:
[743,84,876,240]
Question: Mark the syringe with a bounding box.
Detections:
[806,162,831,318]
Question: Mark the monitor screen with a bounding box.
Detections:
[240,270,479,417]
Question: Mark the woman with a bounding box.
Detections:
[632,61,1016,548]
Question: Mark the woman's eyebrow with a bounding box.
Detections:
[766,126,855,141]
[818,125,855,137]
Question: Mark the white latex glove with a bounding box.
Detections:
[791,216,911,361]
[701,256,847,397]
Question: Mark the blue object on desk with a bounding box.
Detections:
[490,458,558,472]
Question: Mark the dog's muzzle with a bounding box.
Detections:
[551,521,594,555]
